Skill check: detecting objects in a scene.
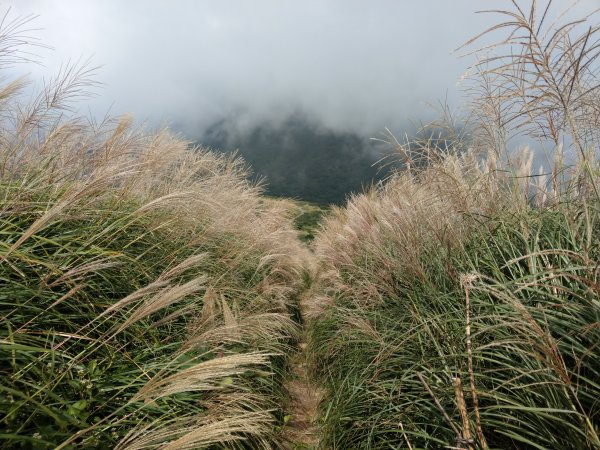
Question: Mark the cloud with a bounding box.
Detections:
[0,1,514,136]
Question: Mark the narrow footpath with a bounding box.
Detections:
[281,265,324,449]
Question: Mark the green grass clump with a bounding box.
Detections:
[291,202,329,243]
[0,185,298,449]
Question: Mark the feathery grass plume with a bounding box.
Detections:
[462,0,600,201]
[133,353,272,401]
[0,9,307,449]
[115,396,275,450]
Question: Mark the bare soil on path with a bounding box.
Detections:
[281,266,324,449]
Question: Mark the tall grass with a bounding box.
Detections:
[312,188,600,448]
[310,1,600,449]
[0,13,308,450]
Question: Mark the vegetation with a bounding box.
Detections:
[4,1,600,449]
[309,1,600,449]
[311,166,600,449]
[290,201,329,244]
[0,15,309,449]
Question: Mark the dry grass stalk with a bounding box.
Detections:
[453,377,474,450]
[416,371,460,439]
[461,273,488,450]
[113,277,207,334]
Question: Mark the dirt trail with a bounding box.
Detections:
[281,267,324,449]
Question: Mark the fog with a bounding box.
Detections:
[4,1,595,202]
[5,1,504,137]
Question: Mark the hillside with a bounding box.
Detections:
[200,114,387,204]
[3,2,600,450]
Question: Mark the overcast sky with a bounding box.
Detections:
[1,1,588,138]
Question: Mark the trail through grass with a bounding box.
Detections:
[279,244,324,449]
[4,2,600,449]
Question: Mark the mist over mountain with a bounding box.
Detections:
[200,112,390,204]
[3,0,503,206]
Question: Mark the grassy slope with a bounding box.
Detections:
[308,3,600,448]
[0,64,310,449]
[5,3,600,450]
[311,193,600,449]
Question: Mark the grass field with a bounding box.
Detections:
[3,2,600,449]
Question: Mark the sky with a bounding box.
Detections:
[1,1,591,139]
